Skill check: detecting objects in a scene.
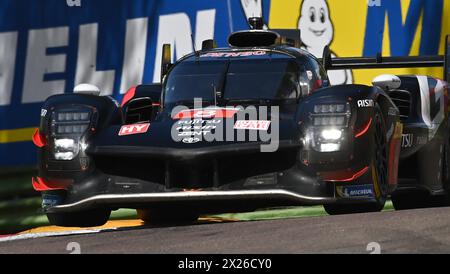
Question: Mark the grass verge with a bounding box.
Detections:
[0,195,394,234]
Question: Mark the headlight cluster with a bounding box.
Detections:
[309,103,351,152]
[51,109,92,161]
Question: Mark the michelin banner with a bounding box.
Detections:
[0,0,448,168]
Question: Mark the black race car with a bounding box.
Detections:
[32,18,450,227]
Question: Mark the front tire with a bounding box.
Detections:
[46,209,111,227]
[392,133,449,210]
[325,105,388,215]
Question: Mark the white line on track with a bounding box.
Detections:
[0,229,113,243]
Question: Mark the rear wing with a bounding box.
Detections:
[322,35,450,83]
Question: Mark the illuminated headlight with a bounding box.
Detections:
[308,102,351,152]
[54,138,79,161]
[51,108,93,161]
[320,143,341,152]
[321,129,343,140]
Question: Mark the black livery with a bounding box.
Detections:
[33,19,450,226]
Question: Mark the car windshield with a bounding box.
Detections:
[163,56,304,105]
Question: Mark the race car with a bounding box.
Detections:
[32,18,450,227]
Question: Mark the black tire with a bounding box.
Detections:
[325,105,388,215]
[46,209,111,227]
[391,190,432,210]
[137,208,199,225]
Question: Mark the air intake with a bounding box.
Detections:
[388,89,411,121]
[228,30,279,48]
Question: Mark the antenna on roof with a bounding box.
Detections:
[191,33,200,57]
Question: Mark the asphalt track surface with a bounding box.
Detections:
[2,206,450,254]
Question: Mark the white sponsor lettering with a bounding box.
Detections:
[119,123,150,136]
[357,99,374,108]
[75,23,116,96]
[0,32,18,106]
[234,120,271,131]
[402,133,413,148]
[119,18,149,94]
[22,27,68,103]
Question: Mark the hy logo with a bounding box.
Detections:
[66,0,81,7]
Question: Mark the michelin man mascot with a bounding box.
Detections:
[298,0,353,85]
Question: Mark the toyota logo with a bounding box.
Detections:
[182,137,201,144]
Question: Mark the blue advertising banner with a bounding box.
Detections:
[0,0,270,167]
[0,0,447,168]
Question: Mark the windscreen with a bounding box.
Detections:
[163,56,303,104]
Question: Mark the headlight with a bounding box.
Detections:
[319,143,341,152]
[313,116,346,127]
[50,109,92,161]
[309,103,351,152]
[56,112,90,122]
[313,104,346,114]
[321,129,343,140]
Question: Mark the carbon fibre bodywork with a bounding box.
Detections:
[35,53,401,214]
[33,31,449,218]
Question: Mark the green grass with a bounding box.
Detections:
[215,201,394,221]
[0,193,395,234]
[0,171,36,200]
[0,196,139,233]
[0,172,397,234]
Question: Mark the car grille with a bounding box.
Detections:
[389,89,411,121]
[94,150,298,189]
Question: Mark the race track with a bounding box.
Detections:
[2,207,450,254]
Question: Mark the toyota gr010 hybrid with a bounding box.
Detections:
[32,19,450,227]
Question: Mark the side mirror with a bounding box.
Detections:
[372,74,402,90]
[201,39,217,51]
[161,44,173,83]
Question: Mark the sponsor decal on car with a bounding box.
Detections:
[336,184,375,198]
[357,99,374,108]
[182,137,201,144]
[172,108,239,120]
[201,51,267,58]
[416,135,427,145]
[234,120,271,131]
[118,123,150,136]
[42,194,63,208]
[176,119,221,137]
[401,133,413,148]
[40,109,48,117]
